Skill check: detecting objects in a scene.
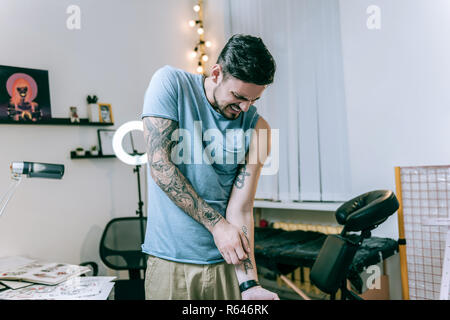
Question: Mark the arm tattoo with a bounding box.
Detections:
[241,226,254,274]
[143,117,223,229]
[234,165,251,189]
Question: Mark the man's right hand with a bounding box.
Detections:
[212,219,251,265]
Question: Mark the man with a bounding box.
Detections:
[141,34,278,300]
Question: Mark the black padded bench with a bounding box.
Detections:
[254,227,398,293]
[253,190,400,299]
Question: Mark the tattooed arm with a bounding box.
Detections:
[226,117,279,300]
[143,116,250,261]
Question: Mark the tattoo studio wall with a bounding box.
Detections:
[0,65,52,122]
[0,0,196,268]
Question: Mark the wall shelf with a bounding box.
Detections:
[0,118,114,126]
[70,151,116,159]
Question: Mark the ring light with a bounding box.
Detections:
[112,121,147,165]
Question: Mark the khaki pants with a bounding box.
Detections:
[144,255,242,300]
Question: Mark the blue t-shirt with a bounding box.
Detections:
[141,65,260,264]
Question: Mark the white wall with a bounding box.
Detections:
[0,0,196,274]
[338,2,450,298]
[240,1,450,299]
[339,0,450,238]
[251,1,450,241]
[203,0,228,66]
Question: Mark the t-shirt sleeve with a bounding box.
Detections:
[141,66,179,121]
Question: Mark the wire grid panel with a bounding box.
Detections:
[400,166,450,300]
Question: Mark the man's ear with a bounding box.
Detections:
[210,64,223,84]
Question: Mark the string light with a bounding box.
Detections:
[188,1,210,74]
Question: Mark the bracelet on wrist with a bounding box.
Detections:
[239,280,260,293]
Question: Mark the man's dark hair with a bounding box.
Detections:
[217,34,276,86]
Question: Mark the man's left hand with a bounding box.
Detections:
[241,286,280,300]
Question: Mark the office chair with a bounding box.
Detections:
[99,216,147,300]
[310,190,399,300]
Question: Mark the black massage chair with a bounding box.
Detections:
[310,190,399,300]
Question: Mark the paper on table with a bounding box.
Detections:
[0,256,91,285]
[85,282,115,300]
[0,280,33,290]
[56,276,116,300]
[0,276,116,300]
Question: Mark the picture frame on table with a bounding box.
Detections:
[97,129,116,156]
[98,103,114,124]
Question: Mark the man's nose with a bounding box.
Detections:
[239,101,252,112]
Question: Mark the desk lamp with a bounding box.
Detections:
[0,162,64,218]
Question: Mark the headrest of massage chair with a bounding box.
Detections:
[335,190,399,232]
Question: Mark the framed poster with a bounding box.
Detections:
[98,103,114,124]
[0,65,52,122]
[97,129,116,156]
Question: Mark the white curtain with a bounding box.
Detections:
[226,0,351,202]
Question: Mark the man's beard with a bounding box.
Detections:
[212,88,241,120]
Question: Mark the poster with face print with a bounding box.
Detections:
[0,65,52,122]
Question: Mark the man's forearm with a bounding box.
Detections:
[151,156,224,232]
[144,117,224,232]
[227,211,258,283]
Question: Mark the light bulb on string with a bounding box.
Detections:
[190,46,198,59]
[205,41,212,48]
[189,2,206,74]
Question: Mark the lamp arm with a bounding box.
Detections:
[0,175,23,219]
